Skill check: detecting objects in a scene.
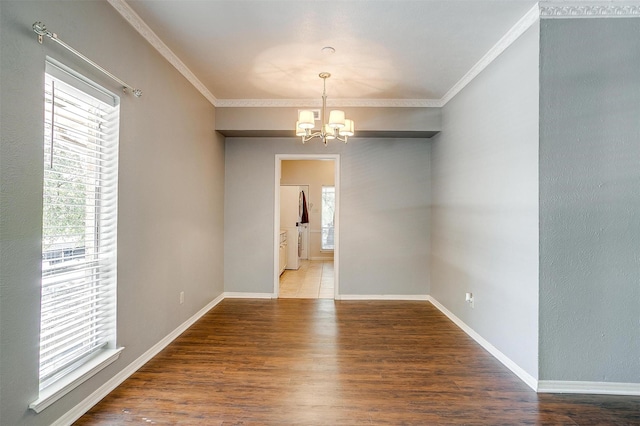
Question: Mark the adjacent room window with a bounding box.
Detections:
[321,186,335,250]
[38,61,120,392]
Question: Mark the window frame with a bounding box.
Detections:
[30,59,123,413]
[321,186,335,251]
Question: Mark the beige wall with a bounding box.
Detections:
[281,161,335,260]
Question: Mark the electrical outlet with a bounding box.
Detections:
[179,291,184,305]
[465,292,474,308]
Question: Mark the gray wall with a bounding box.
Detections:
[539,18,640,383]
[0,2,225,425]
[224,138,430,296]
[430,24,540,378]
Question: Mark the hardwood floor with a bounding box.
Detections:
[75,300,640,425]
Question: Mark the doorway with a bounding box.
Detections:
[274,154,339,299]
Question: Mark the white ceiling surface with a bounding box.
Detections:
[124,0,537,103]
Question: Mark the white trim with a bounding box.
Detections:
[440,3,540,106]
[333,157,340,300]
[223,292,275,299]
[108,0,640,112]
[540,2,640,18]
[538,380,640,395]
[106,1,540,111]
[216,98,443,108]
[427,296,538,391]
[274,154,341,300]
[51,293,225,426]
[274,158,281,299]
[106,0,217,106]
[338,294,429,301]
[30,348,124,413]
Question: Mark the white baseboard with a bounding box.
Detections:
[338,294,429,301]
[427,296,538,391]
[53,293,225,426]
[223,292,275,299]
[538,380,640,396]
[310,256,334,261]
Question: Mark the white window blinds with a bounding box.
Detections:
[39,61,119,390]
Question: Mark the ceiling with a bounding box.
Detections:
[119,0,538,105]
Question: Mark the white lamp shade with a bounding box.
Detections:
[328,110,345,129]
[298,110,315,129]
[298,110,316,129]
[339,119,354,137]
[296,121,307,136]
[324,124,336,139]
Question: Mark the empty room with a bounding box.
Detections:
[0,1,638,424]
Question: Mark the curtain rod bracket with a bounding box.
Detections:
[32,21,142,98]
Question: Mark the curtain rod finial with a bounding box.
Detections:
[33,21,47,35]
[33,21,47,43]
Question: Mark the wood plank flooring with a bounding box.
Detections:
[75,300,640,425]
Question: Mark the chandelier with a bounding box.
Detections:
[296,72,355,146]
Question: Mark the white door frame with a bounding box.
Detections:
[274,154,340,298]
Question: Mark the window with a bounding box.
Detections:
[321,186,335,250]
[35,61,120,407]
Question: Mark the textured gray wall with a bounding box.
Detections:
[0,2,225,425]
[430,24,540,378]
[224,138,430,295]
[539,18,640,383]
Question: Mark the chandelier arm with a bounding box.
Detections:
[302,131,323,144]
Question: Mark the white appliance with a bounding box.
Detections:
[280,185,308,270]
[279,230,287,275]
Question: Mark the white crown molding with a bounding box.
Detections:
[335,98,444,108]
[540,1,640,18]
[215,98,443,108]
[108,0,533,110]
[440,3,541,106]
[538,380,640,395]
[108,1,638,112]
[107,0,218,106]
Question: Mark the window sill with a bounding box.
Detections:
[29,347,124,413]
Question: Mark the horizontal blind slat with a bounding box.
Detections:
[40,341,107,382]
[41,287,109,319]
[40,322,108,358]
[39,68,119,389]
[42,264,114,282]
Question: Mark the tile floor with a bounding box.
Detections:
[279,260,334,299]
